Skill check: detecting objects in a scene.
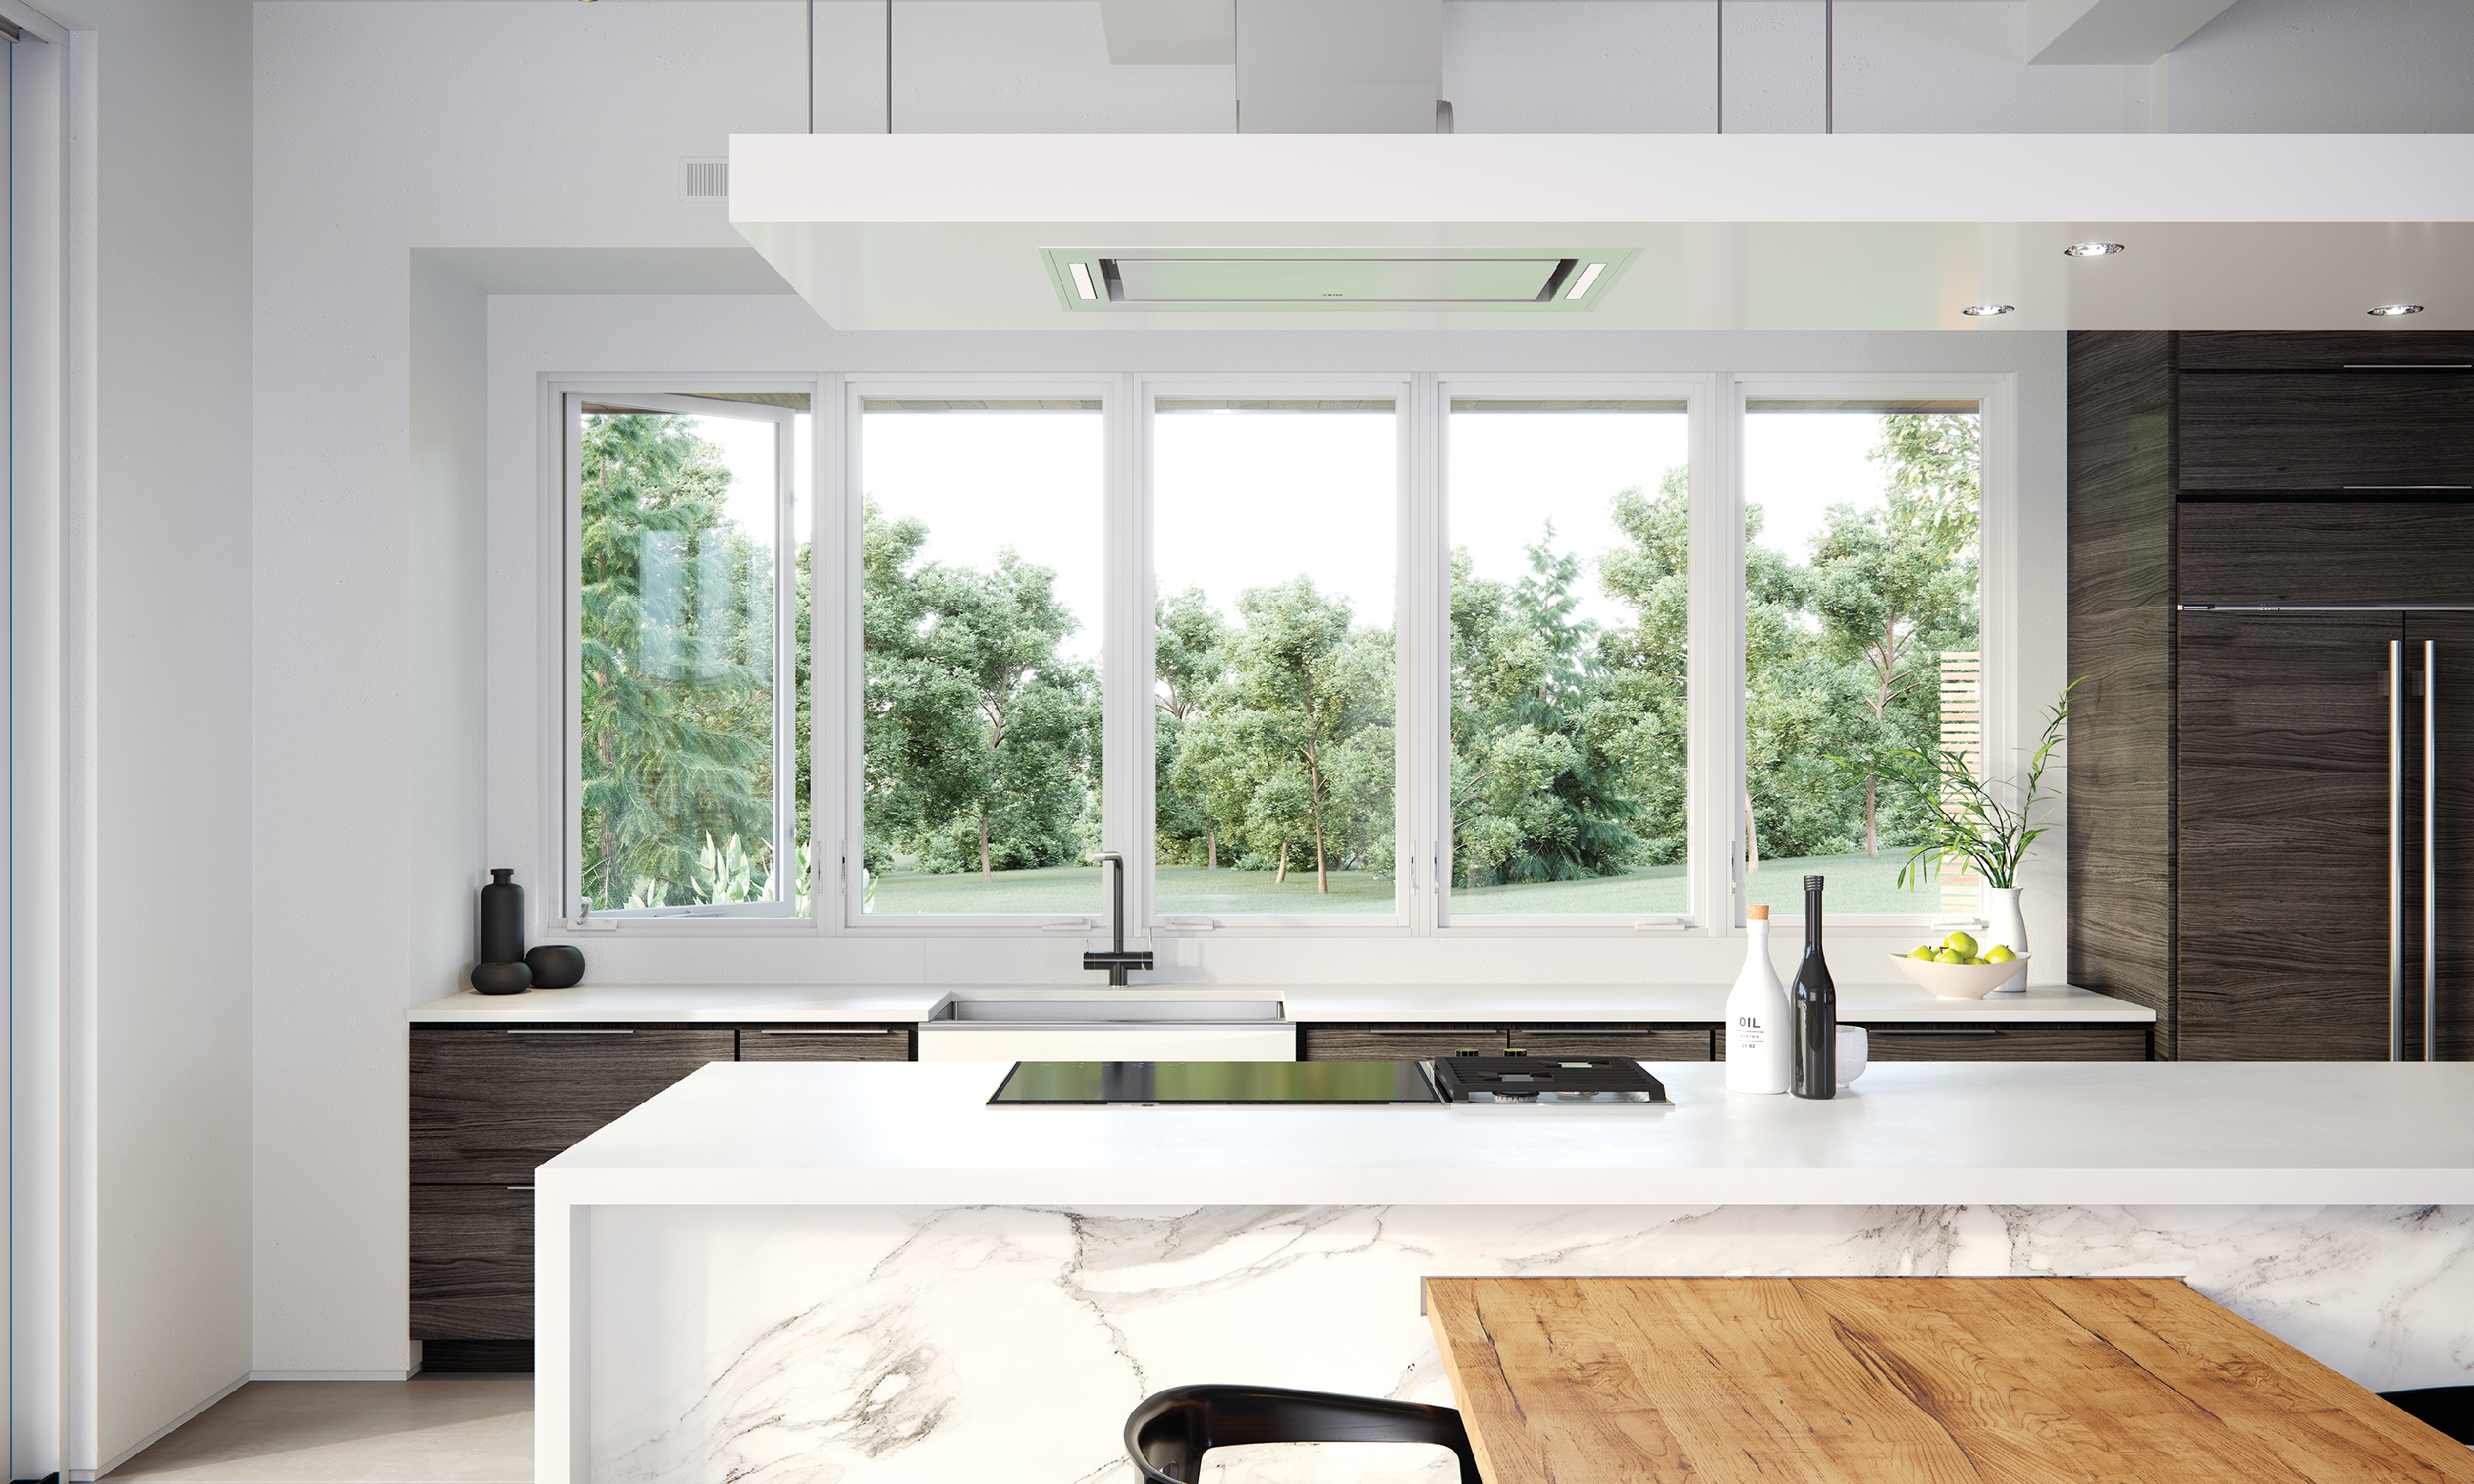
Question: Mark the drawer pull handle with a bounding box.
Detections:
[506,1186,534,1191]
[757,1028,890,1036]
[1868,1029,2001,1037]
[2343,364,2473,370]
[505,1029,635,1035]
[2343,484,2474,491]
[1514,1030,1653,1037]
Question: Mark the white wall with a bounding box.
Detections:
[67,0,257,1468]
[252,0,803,1379]
[2168,0,2474,132]
[483,302,2071,994]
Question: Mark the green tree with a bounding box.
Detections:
[1449,529,1641,886]
[1593,471,1694,867]
[862,501,1099,881]
[576,414,777,909]
[1173,577,1392,891]
[1154,587,1229,867]
[1814,413,1981,855]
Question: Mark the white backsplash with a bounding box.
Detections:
[590,1203,2474,1483]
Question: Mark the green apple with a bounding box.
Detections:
[1984,945,2016,964]
[1910,945,1938,960]
[1933,949,1965,964]
[1943,931,1978,957]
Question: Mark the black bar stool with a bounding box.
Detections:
[1124,1384,1484,1484]
[2383,1386,2474,1444]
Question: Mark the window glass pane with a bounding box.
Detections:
[1446,403,1691,915]
[1154,403,1397,915]
[1741,404,1980,916]
[860,405,1103,915]
[578,404,802,912]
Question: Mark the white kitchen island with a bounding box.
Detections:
[539,1060,2474,1484]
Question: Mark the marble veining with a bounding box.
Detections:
[591,1204,2474,1484]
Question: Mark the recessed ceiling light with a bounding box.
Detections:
[1960,304,2015,317]
[1565,262,1607,300]
[2368,303,2424,317]
[1069,262,1098,301]
[2063,241,2125,258]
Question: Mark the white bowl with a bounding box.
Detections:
[1889,951,2031,1000]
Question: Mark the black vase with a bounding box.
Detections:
[471,960,532,995]
[479,867,524,964]
[525,944,587,990]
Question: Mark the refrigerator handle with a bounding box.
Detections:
[2427,639,2438,1063]
[2391,639,2404,1064]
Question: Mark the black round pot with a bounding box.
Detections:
[524,944,587,989]
[470,960,532,995]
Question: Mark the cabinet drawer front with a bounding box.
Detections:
[1849,1023,2149,1061]
[411,1185,533,1341]
[737,1025,915,1061]
[2178,332,2474,371]
[1506,1025,1715,1061]
[410,1025,734,1182]
[1301,1025,1504,1061]
[2178,373,2474,491]
[2180,502,2474,608]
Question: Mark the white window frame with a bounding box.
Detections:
[1733,372,2017,937]
[1426,374,1722,938]
[546,380,816,932]
[832,374,1124,936]
[1138,374,1417,938]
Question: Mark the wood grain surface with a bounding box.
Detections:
[2177,331,2474,371]
[409,1025,735,1182]
[2177,611,2399,1060]
[734,1024,916,1061]
[2409,615,2474,1061]
[1425,1275,2474,1484]
[1301,1025,1508,1061]
[410,1184,533,1340]
[2179,502,2474,608]
[1503,1025,1715,1061]
[2066,331,2177,1055]
[2178,373,2474,491]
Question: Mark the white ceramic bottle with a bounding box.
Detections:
[1725,904,1794,1094]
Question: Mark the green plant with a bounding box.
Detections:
[1833,678,2079,891]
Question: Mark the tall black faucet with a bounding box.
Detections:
[1082,853,1153,987]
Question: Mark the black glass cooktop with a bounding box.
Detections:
[989,1060,1440,1104]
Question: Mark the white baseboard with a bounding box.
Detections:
[87,1370,250,1479]
[247,1367,421,1381]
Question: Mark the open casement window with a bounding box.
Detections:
[852,395,1107,922]
[565,392,807,920]
[1441,398,1694,926]
[1740,396,1983,924]
[1149,393,1403,925]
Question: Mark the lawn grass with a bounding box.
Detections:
[861,849,1953,919]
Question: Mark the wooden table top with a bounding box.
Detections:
[1425,1275,2473,1484]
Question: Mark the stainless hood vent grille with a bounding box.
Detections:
[1043,246,1636,314]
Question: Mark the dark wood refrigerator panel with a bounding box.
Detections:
[2177,612,2401,1060]
[2178,503,2474,608]
[2177,373,2474,492]
[2408,615,2474,1061]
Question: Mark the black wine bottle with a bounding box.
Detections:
[1791,873,1837,1098]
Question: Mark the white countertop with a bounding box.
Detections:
[536,1059,2471,1207]
[411,982,2149,1024]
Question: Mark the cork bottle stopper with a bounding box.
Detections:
[1746,905,1770,921]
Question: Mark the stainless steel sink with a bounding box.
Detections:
[935,1000,1285,1024]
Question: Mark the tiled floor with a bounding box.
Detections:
[104,1374,531,1483]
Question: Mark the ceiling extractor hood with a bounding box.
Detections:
[1039,246,1636,313]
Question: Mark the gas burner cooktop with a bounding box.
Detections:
[1429,1055,1669,1104]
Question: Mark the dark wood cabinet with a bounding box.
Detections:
[2176,611,2398,1060]
[737,1025,914,1061]
[2177,372,2474,493]
[1301,1025,1506,1061]
[410,1025,736,1183]
[410,1184,533,1341]
[2180,502,2474,607]
[1504,1024,1714,1061]
[1849,1023,2148,1062]
[411,1020,913,1356]
[2175,332,2474,371]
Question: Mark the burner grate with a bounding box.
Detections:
[1429,1055,1668,1104]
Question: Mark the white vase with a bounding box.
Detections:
[1981,884,2028,994]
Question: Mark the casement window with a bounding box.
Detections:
[550,372,2009,940]
[1740,392,1987,924]
[560,390,808,920]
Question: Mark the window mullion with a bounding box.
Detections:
[1691,373,1746,936]
[1402,373,1445,934]
[1109,372,1149,933]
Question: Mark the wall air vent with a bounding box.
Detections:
[681,158,728,200]
[1041,246,1637,313]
